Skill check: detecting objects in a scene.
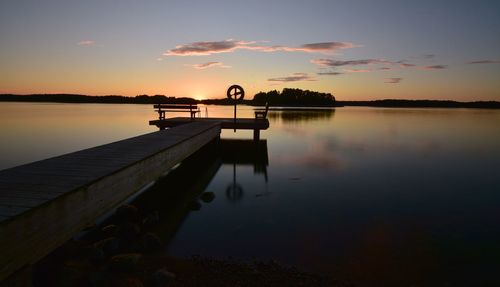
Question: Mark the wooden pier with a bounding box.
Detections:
[149,117,270,140]
[0,121,221,282]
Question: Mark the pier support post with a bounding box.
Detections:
[253,129,260,141]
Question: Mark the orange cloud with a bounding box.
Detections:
[420,65,447,70]
[467,60,500,64]
[77,40,94,46]
[345,69,371,73]
[191,62,230,69]
[385,77,402,84]
[311,58,389,67]
[164,40,357,56]
[268,73,316,82]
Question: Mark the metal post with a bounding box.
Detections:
[234,102,237,132]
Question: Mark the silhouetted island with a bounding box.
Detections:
[338,99,500,109]
[1,91,499,109]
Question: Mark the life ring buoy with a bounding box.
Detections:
[227,85,245,101]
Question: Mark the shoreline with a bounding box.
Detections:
[1,94,500,109]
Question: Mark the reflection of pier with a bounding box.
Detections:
[219,139,268,180]
[129,139,269,245]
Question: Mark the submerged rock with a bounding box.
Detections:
[108,276,144,287]
[117,222,141,241]
[115,204,139,222]
[151,268,176,287]
[187,200,202,211]
[101,224,118,236]
[142,211,160,227]
[141,233,162,253]
[200,192,216,203]
[93,237,120,257]
[109,253,142,273]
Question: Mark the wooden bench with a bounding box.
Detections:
[254,102,269,119]
[154,104,200,120]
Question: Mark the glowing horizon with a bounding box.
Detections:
[1,1,499,101]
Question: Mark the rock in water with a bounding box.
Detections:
[200,192,216,203]
[101,224,118,236]
[142,211,160,227]
[115,204,139,222]
[93,237,120,257]
[187,200,202,211]
[151,268,176,287]
[109,253,142,273]
[141,233,162,253]
[117,222,141,241]
[109,276,144,287]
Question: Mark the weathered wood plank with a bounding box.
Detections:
[0,206,30,217]
[150,117,270,130]
[0,121,221,281]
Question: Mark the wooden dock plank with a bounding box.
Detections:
[0,197,48,208]
[0,121,221,281]
[150,117,270,130]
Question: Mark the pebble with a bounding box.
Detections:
[101,224,118,236]
[115,204,139,222]
[117,222,141,241]
[151,268,176,286]
[93,237,120,257]
[142,211,160,227]
[141,233,162,253]
[109,253,142,273]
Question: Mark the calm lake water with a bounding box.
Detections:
[1,102,500,286]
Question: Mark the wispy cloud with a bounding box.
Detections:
[385,77,402,84]
[317,71,343,76]
[421,65,447,70]
[191,61,230,69]
[311,58,423,71]
[345,69,371,73]
[423,54,435,59]
[311,58,388,67]
[397,61,416,68]
[77,40,94,46]
[467,60,500,64]
[268,73,316,82]
[164,40,357,56]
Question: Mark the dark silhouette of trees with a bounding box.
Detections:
[0,94,197,104]
[2,93,500,109]
[253,88,336,107]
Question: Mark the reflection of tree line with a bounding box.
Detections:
[267,109,335,123]
[126,139,268,246]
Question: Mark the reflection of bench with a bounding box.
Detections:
[154,104,200,120]
[254,102,269,119]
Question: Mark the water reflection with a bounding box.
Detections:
[129,138,269,244]
[267,108,335,123]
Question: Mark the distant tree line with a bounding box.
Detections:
[0,94,197,104]
[337,99,500,109]
[253,88,336,107]
[2,93,500,109]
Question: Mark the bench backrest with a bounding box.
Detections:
[154,104,198,110]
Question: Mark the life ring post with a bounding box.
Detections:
[226,85,245,132]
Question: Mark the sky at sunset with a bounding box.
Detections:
[1,0,499,101]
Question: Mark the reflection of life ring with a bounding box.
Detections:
[226,183,243,202]
[227,85,245,101]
